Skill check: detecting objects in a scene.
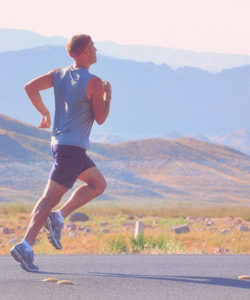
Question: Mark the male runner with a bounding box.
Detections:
[10,34,111,272]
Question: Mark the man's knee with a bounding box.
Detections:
[79,167,107,196]
[95,177,107,196]
[88,174,106,196]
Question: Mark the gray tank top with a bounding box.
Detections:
[51,66,95,149]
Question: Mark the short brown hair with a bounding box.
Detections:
[66,34,92,57]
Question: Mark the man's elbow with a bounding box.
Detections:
[95,114,108,125]
[24,82,34,95]
[24,82,39,95]
[95,118,105,125]
[24,83,30,92]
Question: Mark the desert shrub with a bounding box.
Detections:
[108,235,128,253]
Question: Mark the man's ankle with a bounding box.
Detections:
[21,239,33,251]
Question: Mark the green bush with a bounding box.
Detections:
[129,234,185,253]
[154,235,185,252]
[129,234,147,252]
[108,235,128,253]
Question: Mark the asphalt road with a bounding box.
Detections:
[0,254,250,300]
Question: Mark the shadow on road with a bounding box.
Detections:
[36,270,250,289]
[87,272,250,289]
[88,272,250,289]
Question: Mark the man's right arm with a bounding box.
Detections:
[24,69,56,128]
[87,76,112,125]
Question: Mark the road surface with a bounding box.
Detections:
[0,254,250,299]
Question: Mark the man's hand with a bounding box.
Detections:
[38,113,51,128]
[103,81,112,102]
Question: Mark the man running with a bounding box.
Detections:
[10,34,111,272]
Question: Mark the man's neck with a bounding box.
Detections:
[73,61,90,70]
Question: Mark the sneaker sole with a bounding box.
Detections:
[44,218,62,250]
[10,248,38,272]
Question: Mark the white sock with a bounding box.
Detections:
[56,210,64,223]
[22,239,33,251]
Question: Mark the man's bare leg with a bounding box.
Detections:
[23,179,68,245]
[60,167,106,218]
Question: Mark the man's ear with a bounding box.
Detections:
[83,46,90,55]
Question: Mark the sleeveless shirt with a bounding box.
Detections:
[51,66,95,149]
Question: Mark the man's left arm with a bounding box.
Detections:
[24,69,56,128]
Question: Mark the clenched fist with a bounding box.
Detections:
[103,81,112,102]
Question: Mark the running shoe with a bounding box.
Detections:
[10,243,39,272]
[44,212,63,250]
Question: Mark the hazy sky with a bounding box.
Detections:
[1,0,250,54]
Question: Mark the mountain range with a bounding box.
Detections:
[1,29,250,72]
[1,114,250,204]
[0,45,250,140]
[0,28,66,52]
[161,130,250,156]
[210,130,250,156]
[95,41,250,73]
[90,130,250,156]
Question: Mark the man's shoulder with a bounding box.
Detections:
[88,75,102,88]
[53,66,75,80]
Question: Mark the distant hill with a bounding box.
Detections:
[1,29,250,72]
[0,114,250,204]
[210,130,250,156]
[96,41,250,73]
[71,130,250,157]
[0,114,50,141]
[90,132,131,144]
[0,114,51,162]
[0,46,250,138]
[0,28,66,52]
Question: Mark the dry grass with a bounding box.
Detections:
[0,202,250,255]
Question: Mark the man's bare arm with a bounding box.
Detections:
[87,76,112,125]
[24,70,56,128]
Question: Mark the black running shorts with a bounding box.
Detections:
[49,144,96,188]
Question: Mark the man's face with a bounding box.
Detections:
[87,41,97,64]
